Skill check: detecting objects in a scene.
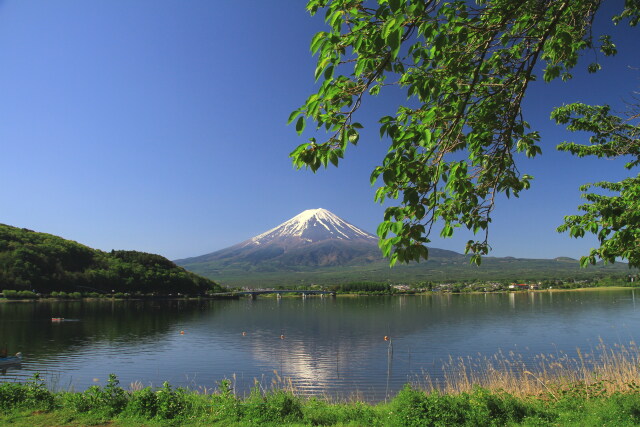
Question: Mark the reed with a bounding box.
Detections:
[417,340,640,398]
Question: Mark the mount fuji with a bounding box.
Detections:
[175,209,389,268]
[245,208,375,244]
[174,208,462,283]
[175,208,631,287]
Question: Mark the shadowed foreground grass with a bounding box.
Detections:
[2,342,640,426]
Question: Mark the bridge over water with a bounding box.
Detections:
[211,290,336,299]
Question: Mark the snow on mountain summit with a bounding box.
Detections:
[245,208,376,246]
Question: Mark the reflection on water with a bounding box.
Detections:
[0,290,639,401]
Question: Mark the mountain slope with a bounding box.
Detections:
[176,209,634,287]
[247,208,375,245]
[179,208,380,267]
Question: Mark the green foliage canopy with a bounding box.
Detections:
[289,0,639,267]
[0,224,223,294]
[553,102,640,267]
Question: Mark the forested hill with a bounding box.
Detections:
[0,224,224,295]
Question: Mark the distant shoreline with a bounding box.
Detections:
[1,285,638,303]
[0,295,240,303]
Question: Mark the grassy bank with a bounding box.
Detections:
[3,342,640,426]
[2,376,640,426]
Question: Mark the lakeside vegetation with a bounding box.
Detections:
[0,224,225,295]
[2,342,640,426]
[2,278,637,302]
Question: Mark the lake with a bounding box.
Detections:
[1,289,639,401]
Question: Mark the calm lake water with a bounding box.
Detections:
[1,290,639,401]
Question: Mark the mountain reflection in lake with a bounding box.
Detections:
[0,290,638,401]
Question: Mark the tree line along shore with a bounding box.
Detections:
[2,279,638,301]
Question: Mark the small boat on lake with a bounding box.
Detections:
[0,352,22,366]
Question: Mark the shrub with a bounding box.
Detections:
[155,381,189,419]
[242,386,303,424]
[64,374,128,416]
[468,387,544,425]
[388,385,430,426]
[209,379,242,422]
[126,387,158,418]
[1,290,18,299]
[389,385,473,426]
[0,373,54,412]
[17,290,38,299]
[0,383,27,411]
[302,398,338,425]
[263,389,303,422]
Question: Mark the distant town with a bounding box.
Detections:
[230,275,640,296]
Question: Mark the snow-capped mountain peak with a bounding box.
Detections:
[245,208,376,246]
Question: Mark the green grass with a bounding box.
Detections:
[2,374,640,426]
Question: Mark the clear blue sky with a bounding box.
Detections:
[0,0,638,261]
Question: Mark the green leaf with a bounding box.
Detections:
[329,151,339,167]
[377,220,392,237]
[379,238,393,257]
[382,17,397,41]
[348,129,359,145]
[389,252,399,266]
[374,186,387,202]
[314,58,330,81]
[421,129,432,147]
[389,28,403,59]
[287,109,301,125]
[390,221,403,235]
[370,167,383,185]
[324,65,335,80]
[295,116,306,135]
[382,169,396,185]
[440,224,453,238]
[310,32,327,54]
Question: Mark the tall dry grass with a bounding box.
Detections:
[417,340,640,399]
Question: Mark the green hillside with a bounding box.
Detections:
[181,249,636,288]
[0,224,224,294]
